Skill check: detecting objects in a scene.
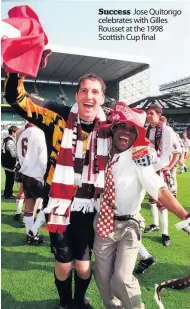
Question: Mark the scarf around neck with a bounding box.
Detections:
[146,122,163,152]
[45,103,109,233]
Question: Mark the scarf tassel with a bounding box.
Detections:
[71,199,96,213]
[45,197,71,215]
[47,223,67,233]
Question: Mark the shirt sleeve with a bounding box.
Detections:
[153,126,181,172]
[6,140,16,158]
[4,73,68,129]
[135,164,167,201]
[170,129,182,154]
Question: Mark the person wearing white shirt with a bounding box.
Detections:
[159,118,181,198]
[136,115,182,274]
[17,123,47,244]
[180,130,190,173]
[144,105,181,247]
[182,130,190,158]
[93,102,189,309]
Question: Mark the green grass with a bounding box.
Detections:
[1,159,190,309]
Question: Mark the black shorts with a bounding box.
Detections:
[22,175,44,199]
[50,211,95,263]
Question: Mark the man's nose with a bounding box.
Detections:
[86,90,93,99]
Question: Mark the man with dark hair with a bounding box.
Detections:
[2,125,18,199]
[159,115,181,197]
[76,73,106,94]
[144,104,181,246]
[4,72,107,309]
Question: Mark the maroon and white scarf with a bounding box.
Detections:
[154,275,190,309]
[146,123,163,152]
[44,103,109,233]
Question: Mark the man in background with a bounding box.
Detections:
[180,130,190,173]
[2,125,18,199]
[17,123,47,244]
[145,105,181,247]
[14,125,27,221]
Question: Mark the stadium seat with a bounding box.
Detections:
[37,83,62,101]
[61,85,77,106]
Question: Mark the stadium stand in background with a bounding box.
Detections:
[1,45,190,136]
[1,45,150,135]
[130,77,190,134]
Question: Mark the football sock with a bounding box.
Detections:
[138,244,151,260]
[159,209,169,235]
[74,271,92,306]
[30,209,46,236]
[54,272,72,306]
[16,198,24,214]
[24,213,34,234]
[150,203,159,226]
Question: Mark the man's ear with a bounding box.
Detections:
[75,92,78,102]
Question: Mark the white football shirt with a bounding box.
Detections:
[17,126,47,182]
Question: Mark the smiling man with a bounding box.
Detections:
[93,102,189,309]
[4,72,108,309]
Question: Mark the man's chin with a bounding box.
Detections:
[80,114,94,122]
[116,145,131,153]
[80,111,96,121]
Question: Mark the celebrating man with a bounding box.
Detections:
[4,72,108,309]
[93,102,189,309]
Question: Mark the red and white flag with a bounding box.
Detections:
[1,5,51,77]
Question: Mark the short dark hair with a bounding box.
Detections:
[76,73,106,94]
[8,125,18,135]
[147,104,163,115]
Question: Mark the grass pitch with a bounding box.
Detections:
[1,159,190,309]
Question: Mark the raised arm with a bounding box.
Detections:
[4,73,70,129]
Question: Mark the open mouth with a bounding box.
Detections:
[83,103,93,109]
[119,135,129,142]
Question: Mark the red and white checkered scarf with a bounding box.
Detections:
[45,103,109,233]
